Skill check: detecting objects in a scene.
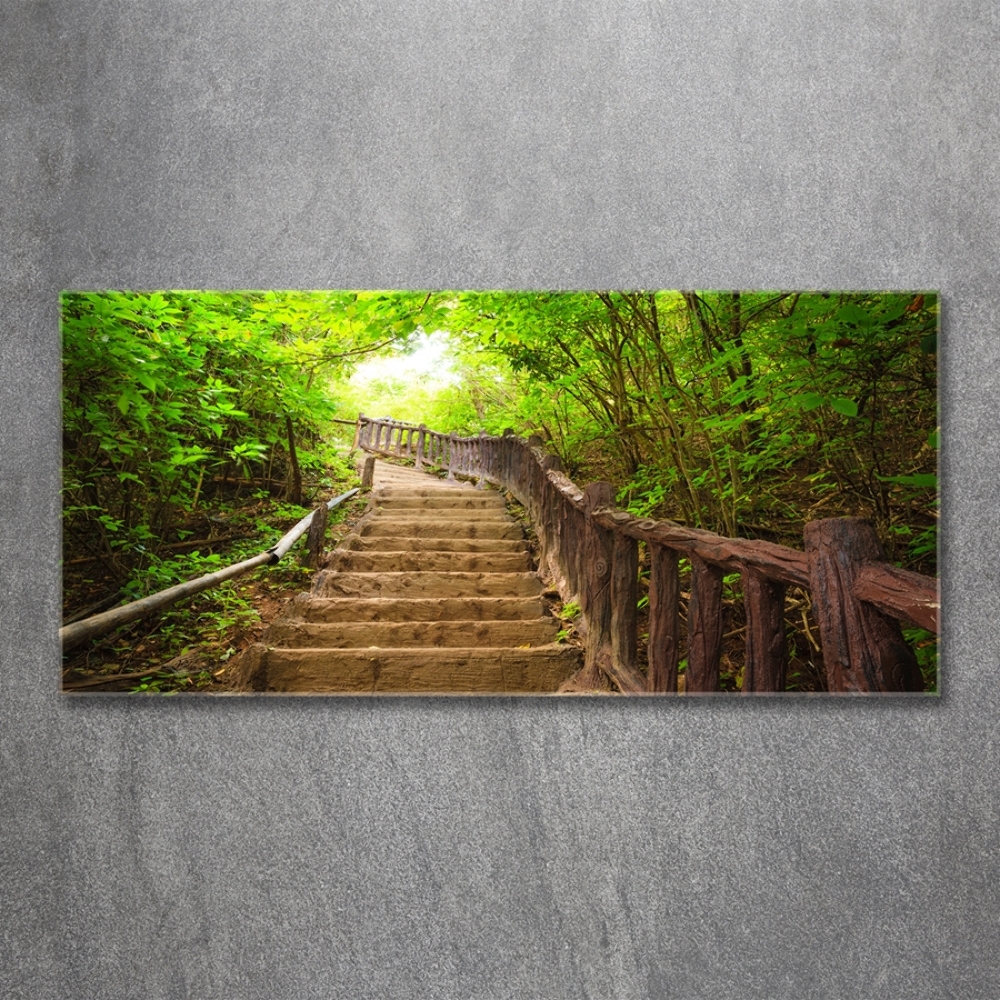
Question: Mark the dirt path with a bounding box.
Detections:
[230,460,581,693]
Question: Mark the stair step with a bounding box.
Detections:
[360,520,524,540]
[373,487,495,498]
[343,535,528,553]
[371,495,506,509]
[325,550,531,573]
[312,571,543,599]
[367,507,512,521]
[296,596,548,622]
[242,644,583,693]
[267,618,560,648]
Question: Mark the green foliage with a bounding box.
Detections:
[902,627,939,692]
[428,289,937,571]
[62,290,437,578]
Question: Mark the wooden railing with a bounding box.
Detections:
[355,414,939,695]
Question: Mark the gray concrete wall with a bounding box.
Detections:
[2,3,995,997]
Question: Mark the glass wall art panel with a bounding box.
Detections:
[61,290,939,695]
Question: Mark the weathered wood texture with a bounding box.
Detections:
[742,568,788,693]
[853,562,939,633]
[356,416,938,695]
[805,518,924,692]
[611,530,641,684]
[686,556,723,693]
[361,456,376,490]
[580,482,615,690]
[304,502,329,569]
[647,544,680,693]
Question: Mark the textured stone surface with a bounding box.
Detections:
[2,1,997,996]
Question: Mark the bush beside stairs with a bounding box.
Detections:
[231,459,582,693]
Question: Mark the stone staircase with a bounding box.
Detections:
[232,460,582,693]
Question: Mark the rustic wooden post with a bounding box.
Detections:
[648,544,680,692]
[580,482,614,689]
[611,530,639,678]
[361,456,376,491]
[352,415,364,451]
[447,433,458,480]
[414,425,426,469]
[304,502,329,568]
[536,455,560,569]
[404,427,414,458]
[742,568,788,693]
[476,430,488,488]
[686,554,723,693]
[393,424,403,457]
[804,518,923,692]
[577,484,646,694]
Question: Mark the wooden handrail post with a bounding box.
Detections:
[475,430,488,489]
[304,502,329,568]
[537,455,562,569]
[447,433,458,480]
[415,425,426,469]
[611,531,639,677]
[579,484,647,694]
[686,555,723,693]
[352,414,364,451]
[361,456,376,490]
[805,518,923,692]
[648,544,680,692]
[581,482,614,689]
[742,568,787,693]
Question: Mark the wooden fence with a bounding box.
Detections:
[355,414,939,694]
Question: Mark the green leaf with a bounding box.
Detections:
[878,473,937,489]
[920,333,937,354]
[829,397,858,418]
[116,393,131,415]
[798,392,826,411]
[837,305,873,328]
[927,428,939,449]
